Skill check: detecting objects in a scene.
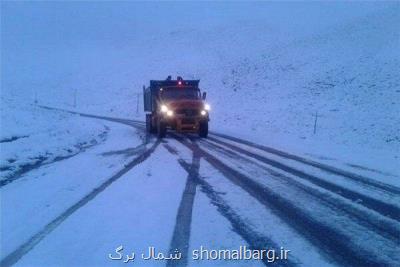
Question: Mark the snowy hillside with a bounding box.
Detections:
[2,2,398,173]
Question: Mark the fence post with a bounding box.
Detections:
[313,111,319,134]
[136,93,140,116]
[34,90,38,105]
[73,88,77,108]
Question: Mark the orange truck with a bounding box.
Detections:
[143,76,210,138]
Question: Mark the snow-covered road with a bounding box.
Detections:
[1,107,399,267]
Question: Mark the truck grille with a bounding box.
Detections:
[176,109,199,117]
[181,118,196,124]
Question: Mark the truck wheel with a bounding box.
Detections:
[157,120,166,138]
[146,114,157,134]
[146,114,152,133]
[199,121,208,138]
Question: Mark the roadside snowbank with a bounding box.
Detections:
[0,99,108,183]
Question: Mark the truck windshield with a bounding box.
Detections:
[161,87,200,100]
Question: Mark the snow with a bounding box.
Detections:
[196,157,335,267]
[206,136,400,191]
[1,1,399,266]
[0,100,108,183]
[1,119,143,259]
[2,2,399,169]
[195,140,400,265]
[12,146,187,266]
[189,190,264,267]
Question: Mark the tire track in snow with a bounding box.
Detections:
[210,133,400,195]
[0,140,160,267]
[177,137,392,267]
[165,140,295,267]
[200,139,400,243]
[207,137,400,221]
[36,107,398,266]
[165,144,200,267]
[0,130,108,188]
[41,105,398,196]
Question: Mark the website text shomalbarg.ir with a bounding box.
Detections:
[192,246,290,262]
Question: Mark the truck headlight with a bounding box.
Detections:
[167,110,174,117]
[204,104,211,111]
[161,105,168,113]
[201,110,207,116]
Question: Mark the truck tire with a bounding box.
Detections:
[146,114,152,133]
[146,114,157,134]
[199,121,208,138]
[157,120,167,138]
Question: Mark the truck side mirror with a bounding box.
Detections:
[202,92,207,100]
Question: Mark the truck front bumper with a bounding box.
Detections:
[163,115,207,133]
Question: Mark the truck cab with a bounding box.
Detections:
[143,76,210,138]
